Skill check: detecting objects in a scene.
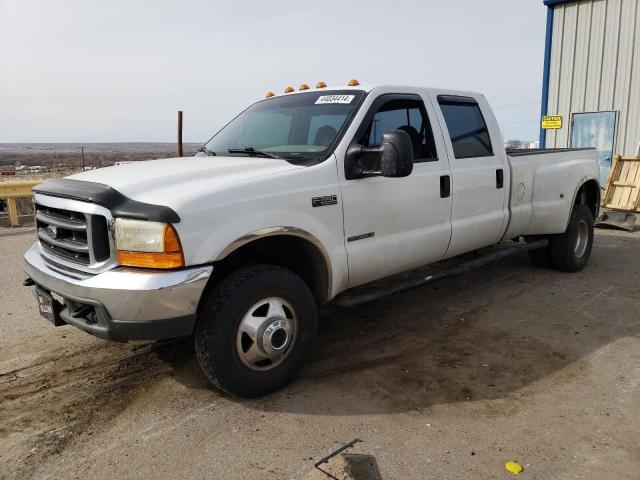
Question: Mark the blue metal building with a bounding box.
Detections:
[540,0,640,182]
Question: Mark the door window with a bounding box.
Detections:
[438,96,493,159]
[571,111,617,184]
[357,97,438,163]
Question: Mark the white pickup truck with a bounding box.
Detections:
[24,82,600,397]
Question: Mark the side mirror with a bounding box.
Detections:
[379,129,414,177]
[344,129,414,179]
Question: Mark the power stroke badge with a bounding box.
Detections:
[311,195,338,207]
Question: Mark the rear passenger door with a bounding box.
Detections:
[431,94,510,257]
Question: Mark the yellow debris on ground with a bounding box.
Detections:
[505,460,524,474]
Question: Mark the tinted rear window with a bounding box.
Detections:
[438,96,493,159]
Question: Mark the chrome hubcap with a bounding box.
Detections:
[236,297,297,371]
[575,220,589,258]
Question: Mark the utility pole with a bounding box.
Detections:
[80,146,85,171]
[177,111,184,157]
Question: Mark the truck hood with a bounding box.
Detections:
[66,156,304,207]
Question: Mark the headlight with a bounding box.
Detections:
[114,218,184,269]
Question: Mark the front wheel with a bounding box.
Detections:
[194,265,317,398]
[549,204,594,272]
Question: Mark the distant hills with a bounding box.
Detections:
[0,143,202,168]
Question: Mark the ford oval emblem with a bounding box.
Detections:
[46,225,58,239]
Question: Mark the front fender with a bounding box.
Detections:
[188,210,346,298]
[168,157,347,297]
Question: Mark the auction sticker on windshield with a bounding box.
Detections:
[315,95,355,104]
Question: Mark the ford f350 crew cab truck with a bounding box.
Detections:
[24,82,600,398]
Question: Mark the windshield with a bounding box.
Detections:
[203,90,366,165]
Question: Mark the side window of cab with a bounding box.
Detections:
[356,96,438,171]
[437,96,493,159]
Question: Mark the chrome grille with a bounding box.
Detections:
[35,202,112,270]
[37,206,90,264]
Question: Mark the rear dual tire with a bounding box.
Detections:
[528,204,594,272]
[528,244,553,268]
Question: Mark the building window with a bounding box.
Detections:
[571,111,617,184]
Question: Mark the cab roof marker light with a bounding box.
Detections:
[348,79,360,86]
[299,83,310,90]
[265,91,276,98]
[316,81,327,88]
[284,86,295,93]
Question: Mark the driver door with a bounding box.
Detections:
[339,93,452,288]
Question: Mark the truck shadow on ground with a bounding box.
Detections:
[128,231,640,417]
[249,232,640,415]
[143,231,640,417]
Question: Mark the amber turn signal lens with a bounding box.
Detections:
[117,251,184,269]
[265,91,275,98]
[315,81,327,88]
[163,224,182,253]
[284,86,295,93]
[348,79,360,86]
[117,224,184,269]
[299,83,310,90]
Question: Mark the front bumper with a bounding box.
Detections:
[24,243,213,341]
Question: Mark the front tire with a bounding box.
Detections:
[549,204,594,272]
[194,264,317,398]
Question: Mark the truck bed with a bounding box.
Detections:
[502,147,600,240]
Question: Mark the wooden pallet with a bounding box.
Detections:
[602,155,640,212]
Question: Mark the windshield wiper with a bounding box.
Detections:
[196,146,216,156]
[227,147,281,159]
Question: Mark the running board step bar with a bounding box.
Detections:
[334,239,549,308]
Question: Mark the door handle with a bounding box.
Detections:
[496,169,504,189]
[440,175,451,198]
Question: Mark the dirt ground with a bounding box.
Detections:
[1,229,639,479]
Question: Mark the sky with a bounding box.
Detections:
[0,0,547,143]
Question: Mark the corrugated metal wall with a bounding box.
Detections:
[546,0,640,155]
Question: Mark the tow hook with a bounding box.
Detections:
[23,278,35,287]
